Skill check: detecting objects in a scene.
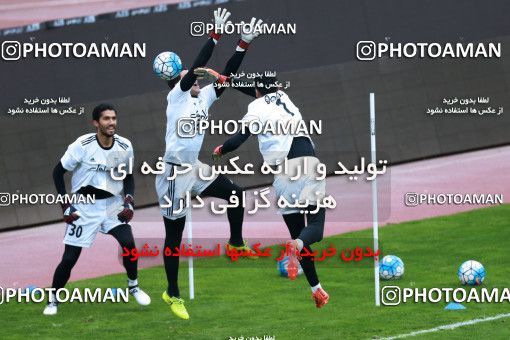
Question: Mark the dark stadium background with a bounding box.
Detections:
[0,0,509,230]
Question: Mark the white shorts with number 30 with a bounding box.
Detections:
[63,196,124,248]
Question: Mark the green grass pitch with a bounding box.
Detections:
[1,205,509,339]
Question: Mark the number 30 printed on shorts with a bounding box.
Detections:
[68,224,83,238]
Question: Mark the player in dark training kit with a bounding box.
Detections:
[44,104,150,315]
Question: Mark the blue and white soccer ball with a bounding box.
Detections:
[458,260,486,285]
[379,255,404,280]
[277,256,303,278]
[153,51,182,80]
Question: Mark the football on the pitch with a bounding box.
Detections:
[153,51,182,80]
[379,255,404,280]
[458,260,486,285]
[277,256,303,277]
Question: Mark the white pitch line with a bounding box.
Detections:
[379,312,510,339]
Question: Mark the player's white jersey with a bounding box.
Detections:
[60,133,133,196]
[242,90,312,165]
[163,82,217,165]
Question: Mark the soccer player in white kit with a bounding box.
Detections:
[155,8,263,319]
[211,75,330,308]
[43,104,150,315]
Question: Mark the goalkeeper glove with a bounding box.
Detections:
[62,203,80,224]
[117,194,134,223]
[238,17,263,50]
[194,68,228,84]
[212,145,224,161]
[210,7,231,41]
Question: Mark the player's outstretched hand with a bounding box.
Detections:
[117,195,134,223]
[212,145,224,161]
[213,7,231,32]
[194,68,228,84]
[62,203,80,224]
[241,17,264,44]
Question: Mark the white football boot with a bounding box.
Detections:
[129,286,151,306]
[43,301,58,315]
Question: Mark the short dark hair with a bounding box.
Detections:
[92,103,116,121]
[254,75,279,96]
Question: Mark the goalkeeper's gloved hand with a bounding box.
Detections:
[117,194,134,223]
[210,7,231,40]
[62,203,80,224]
[194,68,228,84]
[212,145,224,161]
[238,17,264,49]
